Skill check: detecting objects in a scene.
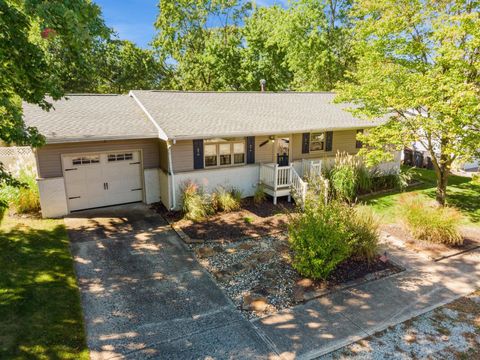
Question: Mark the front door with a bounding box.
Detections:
[277,137,289,166]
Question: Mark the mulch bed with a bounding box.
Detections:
[190,234,403,319]
[382,223,480,261]
[153,197,296,241]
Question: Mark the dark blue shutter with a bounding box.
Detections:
[302,133,310,154]
[325,131,333,152]
[193,139,204,169]
[246,136,255,164]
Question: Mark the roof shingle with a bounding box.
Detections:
[23,94,158,143]
[130,90,384,140]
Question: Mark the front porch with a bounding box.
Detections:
[259,159,325,206]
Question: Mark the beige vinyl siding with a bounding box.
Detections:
[292,130,359,161]
[159,140,169,172]
[37,138,160,179]
[171,137,276,173]
[255,136,274,163]
[171,140,193,172]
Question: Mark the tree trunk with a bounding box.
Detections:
[433,164,449,206]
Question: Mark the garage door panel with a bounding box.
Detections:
[63,151,143,212]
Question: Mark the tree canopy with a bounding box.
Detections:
[154,0,354,91]
[335,0,480,205]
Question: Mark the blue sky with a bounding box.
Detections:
[93,0,287,48]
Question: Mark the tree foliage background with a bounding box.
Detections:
[1,0,479,209]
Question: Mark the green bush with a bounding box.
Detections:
[472,173,480,185]
[397,193,463,245]
[370,168,412,192]
[289,199,352,279]
[0,168,40,214]
[288,197,380,280]
[253,184,266,205]
[0,202,6,225]
[329,152,372,202]
[348,205,380,263]
[181,182,211,221]
[212,187,241,212]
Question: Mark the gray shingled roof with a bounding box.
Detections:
[130,90,385,140]
[23,94,158,143]
[23,91,385,143]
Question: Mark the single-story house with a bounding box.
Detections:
[23,91,400,218]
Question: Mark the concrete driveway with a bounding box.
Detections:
[66,204,275,360]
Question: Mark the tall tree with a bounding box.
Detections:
[95,40,164,93]
[336,0,480,205]
[279,0,354,91]
[0,0,109,200]
[154,0,250,90]
[240,5,293,91]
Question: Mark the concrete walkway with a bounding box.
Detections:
[66,204,480,360]
[251,236,480,359]
[66,204,276,359]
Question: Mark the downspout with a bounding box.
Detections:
[167,140,176,210]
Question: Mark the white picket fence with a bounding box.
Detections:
[0,146,36,175]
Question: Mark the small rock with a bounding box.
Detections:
[238,242,255,251]
[243,294,269,312]
[196,246,216,257]
[226,248,237,254]
[296,278,313,288]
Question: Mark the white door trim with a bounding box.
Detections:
[61,148,145,213]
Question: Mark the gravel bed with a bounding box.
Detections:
[190,233,402,320]
[190,234,299,319]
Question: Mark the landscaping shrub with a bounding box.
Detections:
[370,168,412,192]
[181,182,211,221]
[397,193,463,245]
[289,199,352,279]
[253,184,266,205]
[349,205,380,263]
[0,203,6,225]
[472,173,480,185]
[0,168,40,214]
[212,187,242,212]
[329,152,372,202]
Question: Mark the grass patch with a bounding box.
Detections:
[0,216,88,359]
[363,167,480,226]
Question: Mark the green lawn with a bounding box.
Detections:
[363,167,480,227]
[0,216,88,360]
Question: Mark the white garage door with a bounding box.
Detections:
[62,151,143,211]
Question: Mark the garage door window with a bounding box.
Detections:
[72,155,100,166]
[108,153,133,162]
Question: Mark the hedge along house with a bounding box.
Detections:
[23,91,400,218]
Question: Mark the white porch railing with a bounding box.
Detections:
[291,166,307,209]
[259,163,291,190]
[301,159,322,179]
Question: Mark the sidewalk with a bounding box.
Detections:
[250,235,480,360]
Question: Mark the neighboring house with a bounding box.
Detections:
[23,91,400,218]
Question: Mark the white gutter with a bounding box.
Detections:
[130,91,175,209]
[129,91,169,141]
[167,141,176,210]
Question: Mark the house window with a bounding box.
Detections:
[72,155,100,166]
[219,143,231,165]
[204,145,217,167]
[356,129,364,149]
[108,153,133,162]
[310,132,325,152]
[234,143,245,164]
[204,139,245,167]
